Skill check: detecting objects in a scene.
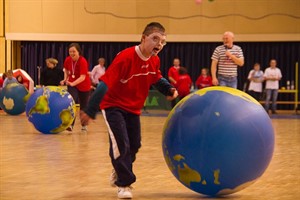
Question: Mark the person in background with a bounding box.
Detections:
[211,31,244,88]
[16,75,29,89]
[247,63,264,101]
[195,68,212,89]
[90,57,106,88]
[80,22,178,199]
[264,59,282,114]
[168,58,180,107]
[41,58,64,86]
[176,67,192,100]
[0,73,7,89]
[3,70,18,88]
[60,43,91,132]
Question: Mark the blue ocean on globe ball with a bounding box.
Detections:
[0,83,29,115]
[162,86,274,196]
[26,86,76,134]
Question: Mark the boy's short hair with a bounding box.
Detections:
[178,67,188,75]
[6,70,13,75]
[142,22,165,36]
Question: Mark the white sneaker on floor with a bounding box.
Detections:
[81,126,88,132]
[118,186,133,199]
[110,169,117,187]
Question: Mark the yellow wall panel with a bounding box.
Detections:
[4,0,300,41]
[8,0,43,33]
[42,0,74,33]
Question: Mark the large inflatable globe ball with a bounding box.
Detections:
[0,83,29,115]
[26,86,76,134]
[162,86,274,196]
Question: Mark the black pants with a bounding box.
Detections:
[248,90,262,101]
[67,86,90,126]
[102,107,141,187]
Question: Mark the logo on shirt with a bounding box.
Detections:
[141,64,149,69]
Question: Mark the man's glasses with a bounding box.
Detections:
[148,35,167,46]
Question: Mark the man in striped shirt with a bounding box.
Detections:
[211,31,244,88]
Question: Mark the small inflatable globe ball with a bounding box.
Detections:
[162,86,274,196]
[26,86,76,134]
[0,83,29,115]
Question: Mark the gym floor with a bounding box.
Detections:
[0,110,299,200]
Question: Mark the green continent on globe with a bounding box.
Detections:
[177,161,201,186]
[50,109,74,133]
[28,95,50,116]
[168,153,201,187]
[47,86,68,97]
[3,96,14,110]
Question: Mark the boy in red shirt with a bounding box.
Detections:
[176,67,192,99]
[196,68,212,89]
[80,22,178,199]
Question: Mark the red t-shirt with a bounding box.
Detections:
[176,74,192,98]
[100,46,162,115]
[196,75,212,89]
[64,56,91,92]
[0,77,3,88]
[168,66,179,86]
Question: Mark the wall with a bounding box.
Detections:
[5,0,300,42]
[2,0,300,72]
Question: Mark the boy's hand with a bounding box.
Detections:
[167,88,178,101]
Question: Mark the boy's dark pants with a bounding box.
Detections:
[103,107,141,187]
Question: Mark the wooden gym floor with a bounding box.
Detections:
[0,110,299,200]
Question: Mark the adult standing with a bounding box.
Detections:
[247,63,264,101]
[264,59,282,114]
[211,31,244,88]
[90,57,106,87]
[60,43,91,131]
[40,58,64,86]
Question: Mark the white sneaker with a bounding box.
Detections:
[110,169,117,187]
[117,186,133,199]
[81,126,88,132]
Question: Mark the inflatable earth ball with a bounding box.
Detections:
[0,83,29,115]
[26,86,76,134]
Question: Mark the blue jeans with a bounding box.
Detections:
[265,89,279,112]
[218,75,237,88]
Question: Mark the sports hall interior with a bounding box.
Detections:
[0,1,299,200]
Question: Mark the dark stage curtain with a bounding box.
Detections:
[21,41,300,109]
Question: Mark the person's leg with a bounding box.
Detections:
[67,86,79,130]
[103,107,136,187]
[228,77,237,89]
[264,89,271,113]
[271,89,279,113]
[78,90,90,130]
[67,86,79,104]
[125,113,141,163]
[218,75,227,86]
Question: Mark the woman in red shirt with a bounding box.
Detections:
[61,43,91,132]
[196,68,212,89]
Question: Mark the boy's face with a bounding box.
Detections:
[7,73,13,79]
[143,31,166,56]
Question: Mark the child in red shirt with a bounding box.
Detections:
[176,67,192,99]
[196,68,212,89]
[80,22,178,199]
